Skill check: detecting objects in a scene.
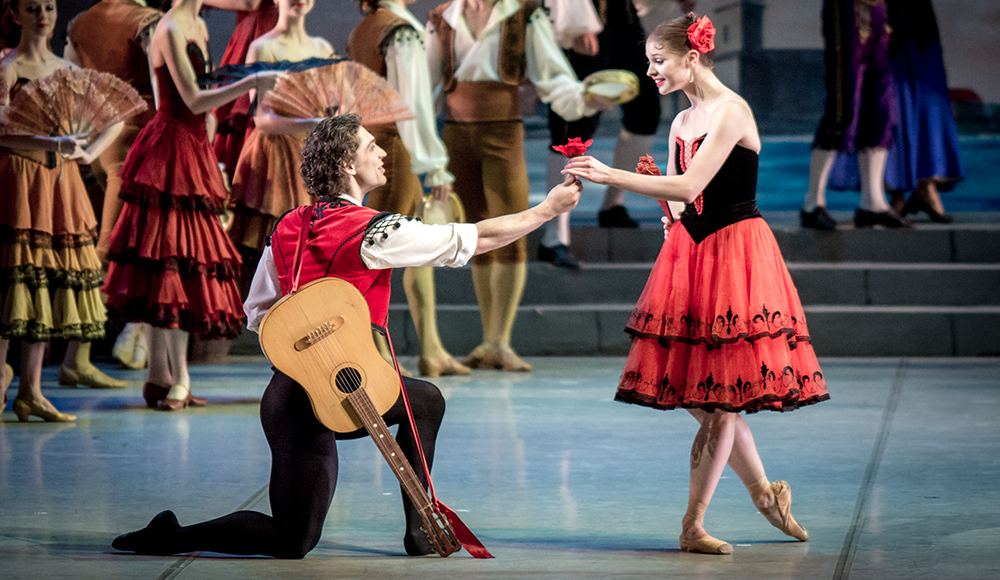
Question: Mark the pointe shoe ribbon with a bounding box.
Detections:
[772,481,809,541]
[58,366,127,389]
[12,398,77,422]
[679,534,733,555]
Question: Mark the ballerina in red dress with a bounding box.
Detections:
[564,14,829,555]
[102,0,282,411]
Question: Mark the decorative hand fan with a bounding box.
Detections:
[261,61,414,126]
[0,68,147,137]
[197,57,344,88]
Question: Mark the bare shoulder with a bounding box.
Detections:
[313,36,336,58]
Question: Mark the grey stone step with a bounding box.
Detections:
[228,303,1000,358]
[388,262,1000,307]
[522,224,1000,263]
[371,304,1000,359]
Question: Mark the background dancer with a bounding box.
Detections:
[0,0,126,421]
[349,0,468,378]
[539,0,666,269]
[112,113,583,558]
[564,14,829,554]
[800,0,905,230]
[101,0,282,411]
[426,0,611,371]
[226,0,335,298]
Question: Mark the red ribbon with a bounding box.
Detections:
[385,332,494,559]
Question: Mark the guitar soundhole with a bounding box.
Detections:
[335,367,363,394]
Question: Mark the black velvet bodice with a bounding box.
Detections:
[675,135,762,243]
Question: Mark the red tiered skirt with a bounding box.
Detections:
[616,217,829,413]
[102,112,244,339]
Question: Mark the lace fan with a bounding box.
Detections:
[261,61,414,126]
[0,68,147,137]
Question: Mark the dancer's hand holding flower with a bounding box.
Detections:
[562,154,613,186]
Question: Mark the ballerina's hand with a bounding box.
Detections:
[56,134,89,161]
[429,182,452,202]
[561,155,612,185]
[253,70,287,94]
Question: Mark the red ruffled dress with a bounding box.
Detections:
[616,136,829,413]
[211,0,278,181]
[102,43,244,339]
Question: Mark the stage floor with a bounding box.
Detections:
[1,356,998,580]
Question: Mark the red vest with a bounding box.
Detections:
[271,199,393,329]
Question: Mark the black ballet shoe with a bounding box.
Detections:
[902,194,954,223]
[112,510,180,554]
[854,208,912,229]
[403,530,435,556]
[800,207,837,231]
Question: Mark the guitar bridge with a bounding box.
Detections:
[293,316,346,351]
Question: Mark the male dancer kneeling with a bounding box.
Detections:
[112,113,583,558]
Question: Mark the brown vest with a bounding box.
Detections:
[427,0,541,94]
[348,8,413,77]
[68,0,161,127]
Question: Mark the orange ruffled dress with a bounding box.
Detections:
[0,78,106,342]
[226,128,310,254]
[616,136,829,413]
[102,44,244,339]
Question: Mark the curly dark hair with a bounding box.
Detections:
[300,114,363,198]
[648,13,715,68]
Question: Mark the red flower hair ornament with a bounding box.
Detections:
[553,137,593,158]
[687,15,716,54]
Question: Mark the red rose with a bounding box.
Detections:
[552,137,593,158]
[635,155,661,176]
[687,16,716,54]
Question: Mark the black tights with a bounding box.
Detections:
[120,371,445,558]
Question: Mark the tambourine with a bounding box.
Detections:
[415,191,466,225]
[583,69,640,105]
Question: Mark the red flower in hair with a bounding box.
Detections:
[552,137,593,158]
[687,16,716,54]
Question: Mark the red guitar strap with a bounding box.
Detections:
[384,330,494,559]
[289,208,314,295]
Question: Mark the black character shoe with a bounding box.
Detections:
[598,206,639,228]
[112,510,180,554]
[854,208,912,229]
[800,207,837,231]
[537,243,581,270]
[902,194,954,223]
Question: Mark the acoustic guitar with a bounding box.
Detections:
[257,277,461,557]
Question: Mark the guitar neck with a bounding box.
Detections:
[345,389,434,514]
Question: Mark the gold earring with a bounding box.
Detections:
[689,68,694,83]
